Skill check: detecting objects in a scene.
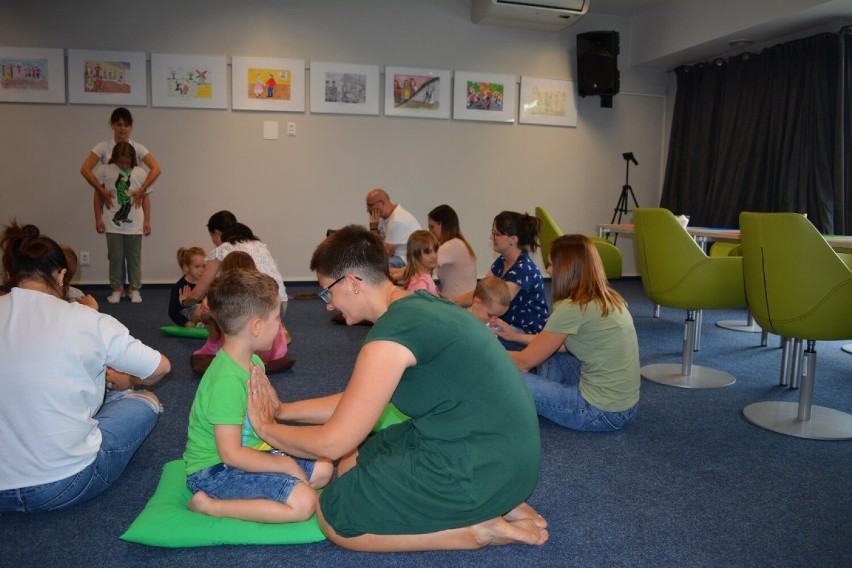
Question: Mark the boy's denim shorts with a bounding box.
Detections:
[187,453,316,503]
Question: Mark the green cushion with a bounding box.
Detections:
[372,402,410,432]
[160,325,209,339]
[120,460,325,548]
[122,404,409,548]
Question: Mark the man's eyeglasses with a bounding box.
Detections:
[317,274,362,304]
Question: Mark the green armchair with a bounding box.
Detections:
[709,242,763,336]
[633,208,747,388]
[739,212,852,439]
[535,206,622,279]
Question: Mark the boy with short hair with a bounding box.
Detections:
[468,276,511,329]
[183,268,332,523]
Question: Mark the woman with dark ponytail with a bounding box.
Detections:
[180,211,290,342]
[485,211,549,349]
[0,220,170,512]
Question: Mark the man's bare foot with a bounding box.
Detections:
[504,502,548,529]
[470,516,549,547]
[187,491,214,515]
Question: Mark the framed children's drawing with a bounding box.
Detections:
[309,62,379,115]
[383,66,451,119]
[452,71,516,123]
[0,46,65,104]
[67,49,147,106]
[232,56,305,112]
[519,77,577,127]
[151,53,228,109]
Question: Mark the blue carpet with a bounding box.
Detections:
[2,278,850,567]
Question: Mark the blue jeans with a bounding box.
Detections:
[187,453,316,503]
[0,390,160,512]
[388,255,405,269]
[522,352,637,432]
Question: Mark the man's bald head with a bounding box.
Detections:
[366,188,394,219]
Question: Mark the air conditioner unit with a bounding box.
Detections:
[472,0,589,32]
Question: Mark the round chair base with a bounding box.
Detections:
[842,344,852,355]
[743,401,852,440]
[716,319,762,333]
[641,364,736,389]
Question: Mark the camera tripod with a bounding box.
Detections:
[609,152,639,243]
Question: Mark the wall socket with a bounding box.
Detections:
[80,251,91,266]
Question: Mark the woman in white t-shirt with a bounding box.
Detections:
[180,211,289,337]
[80,107,161,302]
[81,107,161,215]
[427,204,477,300]
[0,221,170,512]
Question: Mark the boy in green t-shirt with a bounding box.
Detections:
[183,268,332,523]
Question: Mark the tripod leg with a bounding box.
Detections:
[626,185,639,208]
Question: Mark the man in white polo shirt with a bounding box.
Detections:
[365,188,421,268]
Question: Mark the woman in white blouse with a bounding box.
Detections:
[427,204,477,300]
[181,211,287,310]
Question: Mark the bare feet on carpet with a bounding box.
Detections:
[469,502,549,547]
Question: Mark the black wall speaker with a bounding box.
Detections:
[577,30,620,107]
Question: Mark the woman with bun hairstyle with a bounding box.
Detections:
[180,211,289,338]
[0,220,170,512]
[462,211,549,350]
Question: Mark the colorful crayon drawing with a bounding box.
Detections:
[247,67,292,100]
[0,57,49,91]
[166,66,213,99]
[392,73,440,110]
[82,59,131,94]
[465,81,504,111]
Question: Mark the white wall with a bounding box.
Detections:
[0,0,669,284]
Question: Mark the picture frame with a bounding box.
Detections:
[309,62,379,115]
[67,49,147,106]
[452,71,516,123]
[232,56,305,112]
[383,66,451,119]
[151,53,228,109]
[519,77,577,127]
[0,46,65,104]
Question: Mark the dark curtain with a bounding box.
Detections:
[660,31,851,234]
[842,28,851,234]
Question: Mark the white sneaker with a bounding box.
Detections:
[107,291,122,304]
[130,290,143,303]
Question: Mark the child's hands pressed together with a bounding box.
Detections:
[247,364,281,436]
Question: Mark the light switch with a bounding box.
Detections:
[263,121,279,140]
